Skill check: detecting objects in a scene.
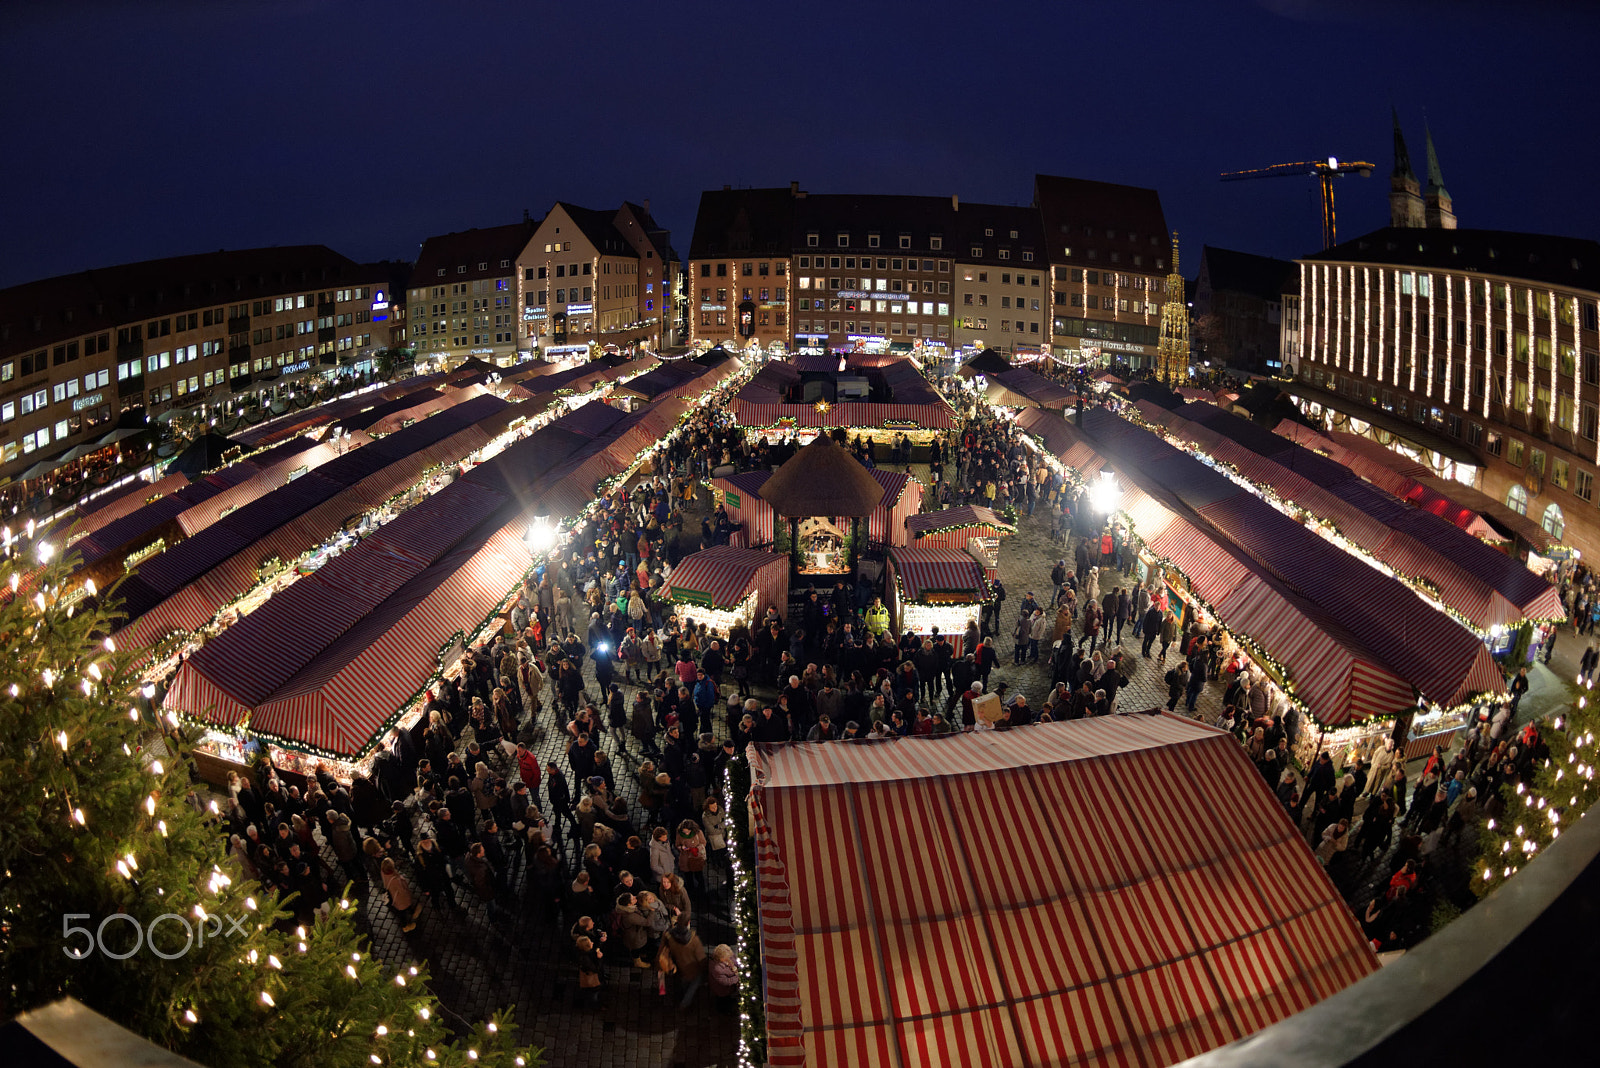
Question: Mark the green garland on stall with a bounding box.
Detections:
[722,755,767,1068]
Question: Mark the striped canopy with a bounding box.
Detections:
[664,546,788,611]
[888,546,987,601]
[750,715,1379,1068]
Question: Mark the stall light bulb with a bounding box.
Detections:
[116,860,130,878]
[467,1053,478,1062]
[129,708,139,720]
[157,820,167,836]
[72,808,85,825]
[487,1022,497,1033]
[297,941,307,953]
[184,1010,198,1024]
[145,795,156,816]
[375,1025,388,1036]
[260,991,274,1007]
[418,1008,429,1019]
[426,1053,436,1062]
[56,731,68,750]
[41,667,54,686]
[33,593,45,612]
[150,760,163,775]
[104,637,115,653]
[248,949,258,964]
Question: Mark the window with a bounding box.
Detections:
[1530,448,1547,476]
[1507,439,1525,466]
[1506,483,1529,515]
[1553,457,1570,490]
[1542,502,1565,539]
[1468,422,1484,447]
[1579,470,1594,502]
[837,233,849,247]
[1484,431,1502,456]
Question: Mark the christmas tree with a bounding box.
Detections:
[0,534,542,1068]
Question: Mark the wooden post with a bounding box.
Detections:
[849,516,861,574]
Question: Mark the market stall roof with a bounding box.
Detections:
[750,714,1379,1068]
[986,367,1078,409]
[167,434,243,478]
[1093,371,1124,384]
[757,435,885,518]
[1082,408,1504,706]
[663,546,788,610]
[905,505,1016,540]
[229,373,452,448]
[957,348,1012,377]
[110,394,511,648]
[66,472,188,541]
[887,545,988,600]
[1017,408,1443,723]
[1141,401,1559,627]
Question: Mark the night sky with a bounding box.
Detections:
[4,0,1597,289]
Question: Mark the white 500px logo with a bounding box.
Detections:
[63,912,248,960]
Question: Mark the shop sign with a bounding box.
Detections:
[470,348,494,355]
[565,303,593,314]
[724,489,741,508]
[837,290,912,302]
[281,360,312,375]
[672,586,717,608]
[700,303,727,311]
[72,392,104,412]
[1547,545,1578,560]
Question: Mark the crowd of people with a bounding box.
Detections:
[202,357,1553,1033]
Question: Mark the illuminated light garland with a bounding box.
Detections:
[1394,269,1403,387]
[1525,287,1535,414]
[1549,289,1559,426]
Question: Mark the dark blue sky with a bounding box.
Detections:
[3,0,1595,288]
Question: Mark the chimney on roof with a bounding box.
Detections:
[951,194,959,211]
[643,198,650,215]
[523,208,530,223]
[790,180,799,196]
[724,184,731,191]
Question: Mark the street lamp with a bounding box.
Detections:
[1090,470,1120,515]
[526,512,555,555]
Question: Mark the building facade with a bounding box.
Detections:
[1193,246,1295,372]
[686,186,797,352]
[1295,226,1600,562]
[790,193,957,353]
[0,246,389,492]
[515,202,678,356]
[408,220,538,368]
[951,203,1047,354]
[1035,174,1173,369]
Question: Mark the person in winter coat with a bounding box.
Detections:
[708,943,739,1011]
[1164,661,1189,711]
[1315,819,1350,866]
[1028,609,1050,663]
[664,911,708,1008]
[675,819,708,898]
[648,825,677,881]
[613,893,652,966]
[1158,612,1180,659]
[380,858,418,932]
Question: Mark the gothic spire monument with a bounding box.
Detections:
[1157,231,1190,385]
[1389,107,1426,228]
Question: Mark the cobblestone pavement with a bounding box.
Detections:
[328,454,1579,1065]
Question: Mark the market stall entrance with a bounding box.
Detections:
[756,434,885,582]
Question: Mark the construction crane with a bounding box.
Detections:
[1220,157,1374,250]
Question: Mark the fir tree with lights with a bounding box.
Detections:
[0,537,542,1068]
[1473,686,1598,897]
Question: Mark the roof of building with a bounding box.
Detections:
[618,201,678,263]
[412,220,539,285]
[758,434,885,517]
[1200,246,1296,303]
[951,202,1045,266]
[1305,227,1600,293]
[688,187,797,260]
[550,202,638,257]
[791,193,959,252]
[0,245,379,362]
[1033,174,1170,267]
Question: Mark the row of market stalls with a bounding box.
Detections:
[1274,419,1557,557]
[1134,399,1565,632]
[1010,405,1507,768]
[748,715,1379,1067]
[164,386,709,772]
[729,357,957,447]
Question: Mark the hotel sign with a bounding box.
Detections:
[281,359,312,375]
[837,290,912,302]
[72,392,104,412]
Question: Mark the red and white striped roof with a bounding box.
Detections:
[905,505,1017,539]
[664,546,788,610]
[750,715,1379,1068]
[888,546,987,601]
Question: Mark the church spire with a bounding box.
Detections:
[1422,123,1456,230]
[1391,106,1416,180]
[1424,123,1449,199]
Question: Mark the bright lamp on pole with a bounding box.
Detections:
[526,513,555,554]
[1091,470,1120,514]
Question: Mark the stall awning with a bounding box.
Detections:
[888,546,987,600]
[750,716,1378,1068]
[664,546,789,611]
[905,505,1016,540]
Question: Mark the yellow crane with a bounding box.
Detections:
[1220,157,1374,250]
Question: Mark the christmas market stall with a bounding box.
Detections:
[706,470,775,548]
[1139,399,1563,629]
[756,435,886,578]
[746,715,1378,1068]
[885,545,990,653]
[904,504,1016,578]
[662,546,789,635]
[108,393,513,651]
[982,366,1077,411]
[729,357,956,448]
[864,468,923,547]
